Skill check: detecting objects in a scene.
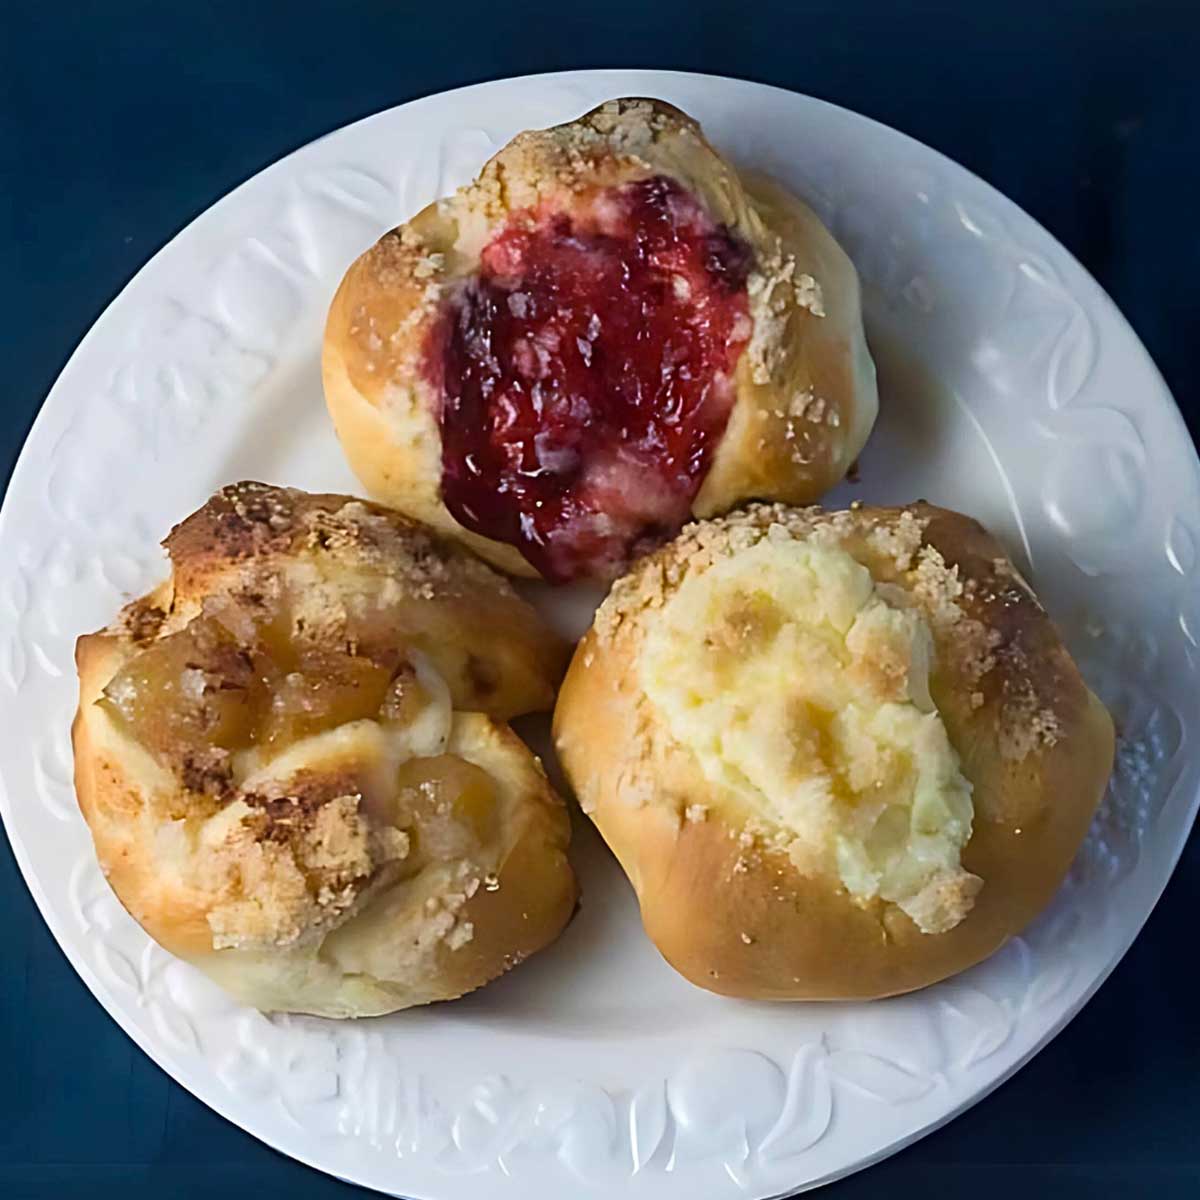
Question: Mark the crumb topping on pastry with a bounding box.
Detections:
[164,481,508,603]
[596,503,1060,746]
[91,484,555,957]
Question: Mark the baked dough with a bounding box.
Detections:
[324,98,877,581]
[553,502,1113,999]
[73,483,577,1016]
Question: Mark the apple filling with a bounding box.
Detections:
[101,610,445,777]
[98,588,508,951]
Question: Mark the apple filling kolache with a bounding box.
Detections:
[73,483,577,1016]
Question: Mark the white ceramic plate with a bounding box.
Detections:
[2,70,1197,1199]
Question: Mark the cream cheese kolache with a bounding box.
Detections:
[553,502,1115,1000]
[73,484,578,1017]
[323,98,878,583]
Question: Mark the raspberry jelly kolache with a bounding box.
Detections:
[324,99,878,581]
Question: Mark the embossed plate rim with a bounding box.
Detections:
[1,69,1197,1200]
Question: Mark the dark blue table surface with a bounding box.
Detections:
[2,3,1198,1197]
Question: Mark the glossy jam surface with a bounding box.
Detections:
[433,175,753,580]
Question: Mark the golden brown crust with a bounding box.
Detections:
[553,502,1114,999]
[323,98,877,579]
[73,484,578,1016]
[159,481,567,715]
[75,633,215,958]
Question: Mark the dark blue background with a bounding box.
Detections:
[2,2,1197,1197]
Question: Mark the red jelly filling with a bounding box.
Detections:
[430,174,753,581]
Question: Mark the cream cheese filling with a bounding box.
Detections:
[641,529,980,934]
